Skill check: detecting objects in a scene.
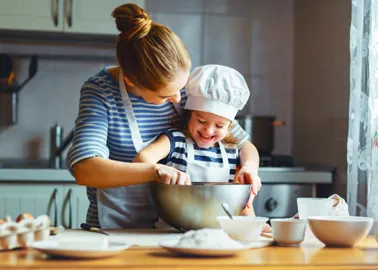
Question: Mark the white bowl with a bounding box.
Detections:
[271,218,306,246]
[308,216,374,247]
[216,216,269,242]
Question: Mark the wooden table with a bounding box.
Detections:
[0,232,378,270]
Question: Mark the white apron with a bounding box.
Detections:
[155,137,230,229]
[185,137,230,183]
[97,71,181,229]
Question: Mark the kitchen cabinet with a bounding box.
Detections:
[0,0,145,35]
[0,183,88,229]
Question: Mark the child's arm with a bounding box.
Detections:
[133,134,191,185]
[133,134,171,164]
[235,141,262,196]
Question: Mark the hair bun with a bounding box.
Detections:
[112,3,152,42]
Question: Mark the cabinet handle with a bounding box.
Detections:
[68,189,73,229]
[52,188,58,227]
[65,0,73,28]
[51,0,59,26]
[62,189,73,228]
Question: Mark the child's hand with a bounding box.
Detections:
[241,204,255,216]
[233,165,262,196]
[155,165,191,185]
[240,192,256,216]
[262,223,272,233]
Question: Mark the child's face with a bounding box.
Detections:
[188,111,232,148]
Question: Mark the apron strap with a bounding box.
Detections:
[218,141,230,168]
[119,70,144,153]
[186,137,195,163]
[173,101,182,115]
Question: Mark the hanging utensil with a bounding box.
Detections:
[14,54,38,93]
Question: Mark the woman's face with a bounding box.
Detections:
[188,111,231,148]
[125,69,189,105]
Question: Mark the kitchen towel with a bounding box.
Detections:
[329,194,349,216]
[293,194,349,218]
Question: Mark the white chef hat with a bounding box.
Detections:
[184,65,250,121]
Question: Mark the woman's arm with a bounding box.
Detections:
[74,157,190,187]
[74,157,159,187]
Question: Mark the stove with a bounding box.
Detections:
[259,155,295,168]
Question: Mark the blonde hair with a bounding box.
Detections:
[178,110,239,147]
[112,3,191,91]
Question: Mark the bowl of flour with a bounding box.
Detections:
[159,229,273,257]
[175,229,242,249]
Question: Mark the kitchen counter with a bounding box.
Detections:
[0,167,333,184]
[0,230,377,270]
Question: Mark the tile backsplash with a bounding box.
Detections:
[0,0,294,160]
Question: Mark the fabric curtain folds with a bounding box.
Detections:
[347,0,378,228]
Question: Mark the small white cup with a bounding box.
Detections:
[271,218,306,246]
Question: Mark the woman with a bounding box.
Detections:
[67,3,261,229]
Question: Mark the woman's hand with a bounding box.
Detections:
[155,165,191,185]
[233,165,262,195]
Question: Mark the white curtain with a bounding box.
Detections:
[347,0,378,226]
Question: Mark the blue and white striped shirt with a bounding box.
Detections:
[67,68,249,228]
[163,129,239,182]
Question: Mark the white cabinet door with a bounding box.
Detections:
[61,184,89,229]
[0,183,63,226]
[0,0,64,31]
[64,0,145,34]
[0,0,144,34]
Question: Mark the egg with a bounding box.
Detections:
[15,213,34,223]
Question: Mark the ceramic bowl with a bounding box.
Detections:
[149,182,251,231]
[271,218,306,246]
[216,216,269,242]
[308,216,373,247]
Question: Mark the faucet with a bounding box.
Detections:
[49,124,74,169]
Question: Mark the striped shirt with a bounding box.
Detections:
[66,68,249,228]
[163,129,239,182]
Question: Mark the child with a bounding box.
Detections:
[133,64,259,216]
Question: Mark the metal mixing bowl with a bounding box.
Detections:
[149,182,251,231]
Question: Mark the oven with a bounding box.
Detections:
[253,183,313,218]
[253,166,334,218]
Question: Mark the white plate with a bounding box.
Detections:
[159,238,272,257]
[31,240,130,259]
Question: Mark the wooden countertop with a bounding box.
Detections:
[0,231,377,270]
